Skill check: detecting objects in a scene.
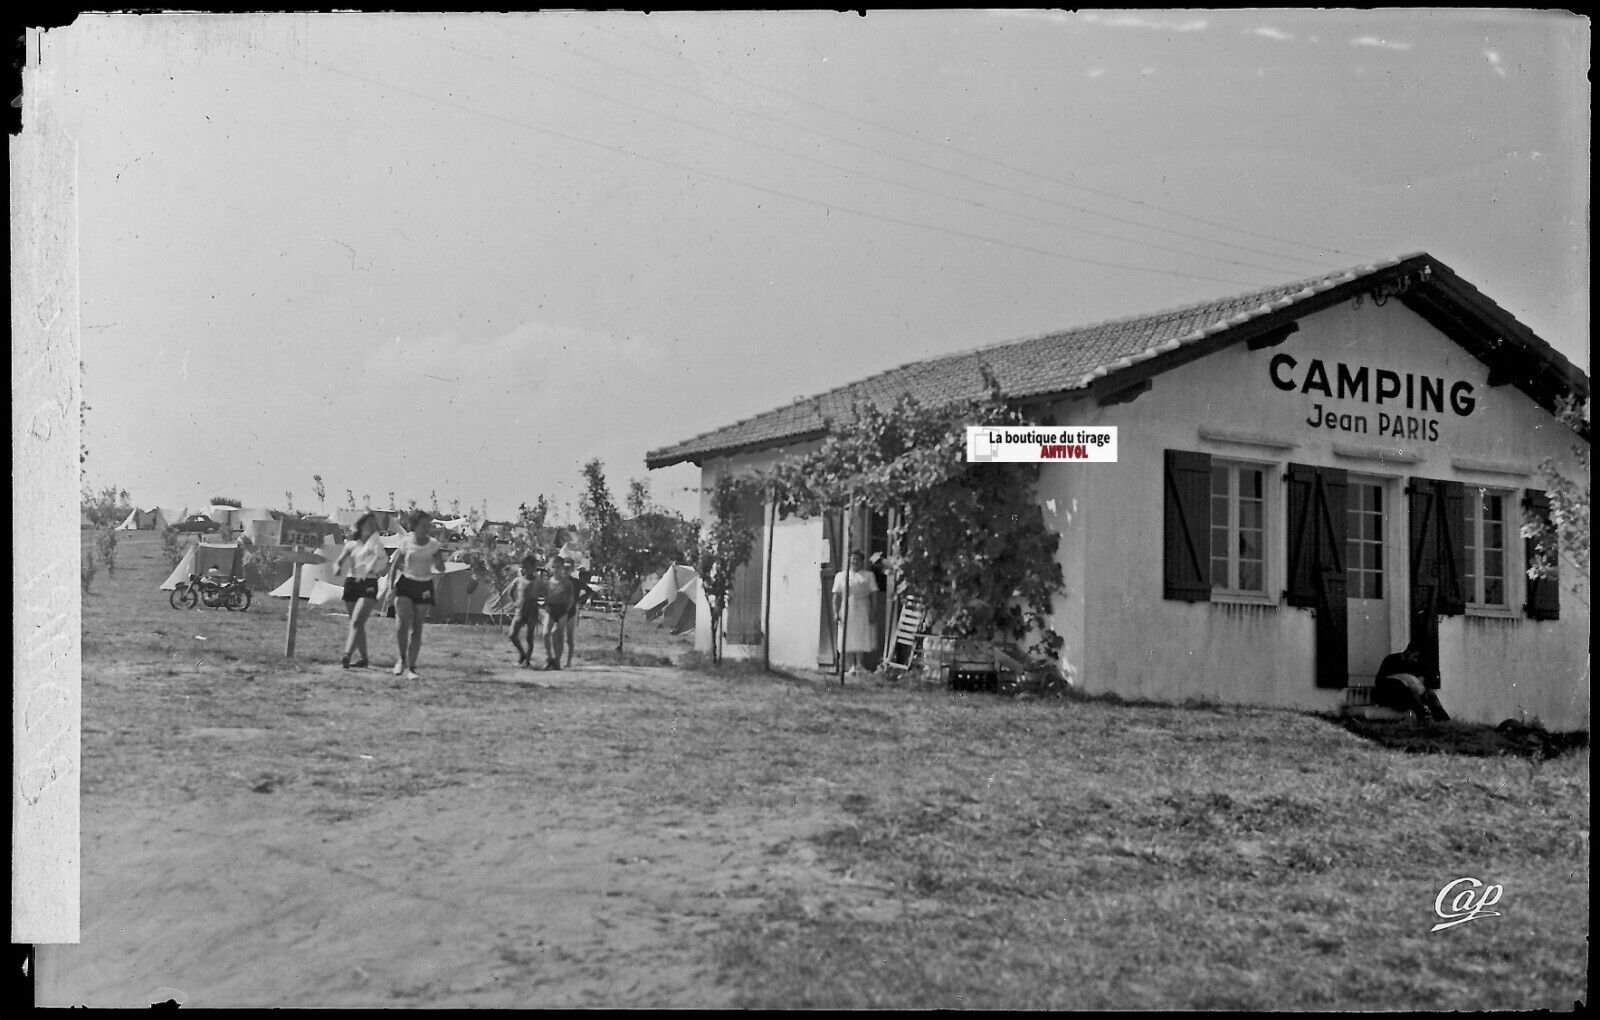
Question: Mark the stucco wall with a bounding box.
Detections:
[694,445,825,668]
[1048,297,1588,728]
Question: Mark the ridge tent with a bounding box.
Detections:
[377,561,490,622]
[268,550,345,599]
[636,564,701,635]
[159,542,245,590]
[138,508,171,530]
[116,509,139,530]
[242,508,281,548]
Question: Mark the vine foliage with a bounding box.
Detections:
[770,368,1065,660]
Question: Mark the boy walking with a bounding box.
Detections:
[508,554,544,668]
[541,556,578,670]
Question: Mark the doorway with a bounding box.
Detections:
[1345,477,1390,685]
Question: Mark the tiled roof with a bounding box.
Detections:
[646,254,1586,468]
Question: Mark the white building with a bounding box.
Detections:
[647,255,1590,729]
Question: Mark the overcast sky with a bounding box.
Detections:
[40,10,1589,522]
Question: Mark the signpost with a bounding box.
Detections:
[283,545,327,659]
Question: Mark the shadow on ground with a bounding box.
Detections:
[1325,714,1589,761]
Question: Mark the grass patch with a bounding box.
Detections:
[1328,714,1589,761]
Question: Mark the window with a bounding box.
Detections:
[1209,462,1267,596]
[1346,481,1384,599]
[1462,488,1511,611]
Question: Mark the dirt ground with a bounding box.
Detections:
[41,533,854,1008]
[34,533,1591,1008]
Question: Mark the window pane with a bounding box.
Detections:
[1484,494,1504,523]
[1241,470,1263,500]
[1239,529,1262,561]
[1239,501,1262,531]
[1212,467,1229,496]
[1484,578,1504,606]
[1238,561,1263,592]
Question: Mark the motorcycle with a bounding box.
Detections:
[169,571,253,612]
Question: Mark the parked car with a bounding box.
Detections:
[170,514,222,535]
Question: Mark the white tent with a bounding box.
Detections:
[267,540,346,599]
[116,508,139,530]
[635,563,702,635]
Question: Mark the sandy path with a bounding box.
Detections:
[42,778,845,1008]
[39,654,867,1009]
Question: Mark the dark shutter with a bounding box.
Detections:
[1285,463,1318,607]
[1523,488,1560,620]
[1309,466,1349,688]
[1287,463,1349,688]
[1437,481,1467,616]
[1163,450,1211,602]
[1407,479,1444,689]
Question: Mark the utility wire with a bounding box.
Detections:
[498,22,1339,273]
[603,24,1382,264]
[402,26,1301,280]
[257,43,1270,288]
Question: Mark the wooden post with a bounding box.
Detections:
[283,545,326,659]
[762,487,776,674]
[285,558,304,659]
[839,504,852,686]
[881,506,899,667]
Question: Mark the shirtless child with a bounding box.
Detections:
[541,557,578,670]
[507,555,544,668]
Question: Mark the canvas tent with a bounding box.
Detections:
[116,509,140,530]
[268,548,348,606]
[377,562,490,622]
[138,508,172,530]
[635,564,702,635]
[160,542,245,590]
[242,507,281,547]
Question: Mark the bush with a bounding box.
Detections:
[96,527,118,574]
[159,526,185,567]
[81,555,97,594]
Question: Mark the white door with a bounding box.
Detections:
[1346,479,1390,685]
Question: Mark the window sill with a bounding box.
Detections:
[1464,608,1517,621]
[1211,593,1277,608]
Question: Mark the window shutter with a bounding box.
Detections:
[1523,488,1560,620]
[1312,467,1350,687]
[1162,450,1211,601]
[1407,478,1444,689]
[1437,481,1467,616]
[1285,463,1318,607]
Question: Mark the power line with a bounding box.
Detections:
[257,43,1269,288]
[605,25,1381,264]
[401,26,1301,280]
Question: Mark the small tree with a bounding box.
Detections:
[697,473,760,664]
[626,479,651,518]
[449,498,461,517]
[96,526,118,575]
[345,489,357,511]
[313,474,326,512]
[430,490,440,514]
[160,524,185,567]
[285,491,294,514]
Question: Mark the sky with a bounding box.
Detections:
[36,9,1590,523]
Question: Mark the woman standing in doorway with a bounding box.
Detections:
[832,549,878,676]
[332,512,388,669]
[383,510,447,681]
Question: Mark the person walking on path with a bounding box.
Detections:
[332,511,389,669]
[383,510,447,681]
[540,556,578,670]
